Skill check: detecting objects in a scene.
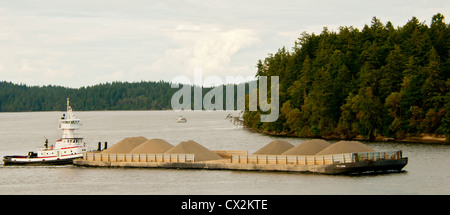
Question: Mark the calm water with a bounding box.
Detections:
[0,111,449,194]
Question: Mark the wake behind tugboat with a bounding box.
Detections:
[3,98,87,165]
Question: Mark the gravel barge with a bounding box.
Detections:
[73,150,407,175]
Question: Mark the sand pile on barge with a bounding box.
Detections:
[253,140,294,155]
[282,139,330,155]
[316,141,375,155]
[130,139,173,153]
[101,136,148,153]
[164,140,222,162]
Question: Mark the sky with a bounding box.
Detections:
[0,0,448,88]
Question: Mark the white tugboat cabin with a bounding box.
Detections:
[3,98,87,165]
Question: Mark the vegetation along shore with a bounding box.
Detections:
[242,14,449,143]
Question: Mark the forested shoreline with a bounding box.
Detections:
[0,81,178,111]
[243,14,449,141]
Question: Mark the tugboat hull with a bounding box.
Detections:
[3,154,82,166]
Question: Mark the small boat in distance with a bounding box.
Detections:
[3,98,87,165]
[176,116,187,123]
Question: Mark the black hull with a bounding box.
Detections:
[3,156,77,166]
[323,158,408,174]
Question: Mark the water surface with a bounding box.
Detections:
[0,111,448,194]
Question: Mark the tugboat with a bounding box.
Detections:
[3,98,87,165]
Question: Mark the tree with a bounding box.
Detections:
[421,47,446,110]
[385,92,404,137]
[280,101,302,133]
[350,87,383,139]
[303,67,334,135]
[440,87,450,140]
[337,93,356,138]
[288,56,313,107]
[379,45,406,100]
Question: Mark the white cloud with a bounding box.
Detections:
[150,25,260,83]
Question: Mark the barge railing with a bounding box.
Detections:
[230,150,403,165]
[83,153,195,163]
[82,150,403,165]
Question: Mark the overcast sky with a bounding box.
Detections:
[0,0,448,88]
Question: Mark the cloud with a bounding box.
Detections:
[149,24,260,82]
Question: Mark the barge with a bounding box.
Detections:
[74,150,407,175]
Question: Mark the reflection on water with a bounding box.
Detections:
[0,111,449,194]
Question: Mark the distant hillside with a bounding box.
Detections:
[0,81,178,111]
[0,80,250,112]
